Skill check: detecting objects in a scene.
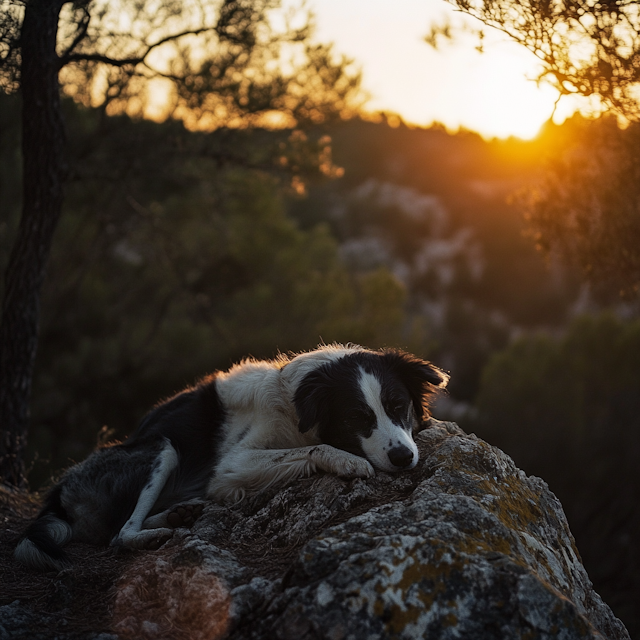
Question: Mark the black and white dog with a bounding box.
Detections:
[15,344,448,571]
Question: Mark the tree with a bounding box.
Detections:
[429,0,640,120]
[0,0,360,487]
[427,0,640,295]
[523,115,640,296]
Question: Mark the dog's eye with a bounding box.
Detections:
[387,401,405,415]
[347,410,373,426]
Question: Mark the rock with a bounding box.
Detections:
[2,421,631,639]
[109,421,629,639]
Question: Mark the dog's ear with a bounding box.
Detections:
[293,367,332,433]
[382,350,449,422]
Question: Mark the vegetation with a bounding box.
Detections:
[1,93,581,481]
[428,0,640,297]
[523,115,640,295]
[0,94,404,485]
[432,0,640,120]
[472,313,640,630]
[0,0,360,486]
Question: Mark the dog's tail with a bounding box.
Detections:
[14,485,73,571]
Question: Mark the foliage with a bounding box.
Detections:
[0,0,22,93]
[522,115,640,295]
[1,96,590,474]
[426,0,640,296]
[290,118,582,401]
[0,97,407,485]
[472,313,640,628]
[0,0,361,127]
[0,0,362,487]
[429,0,640,121]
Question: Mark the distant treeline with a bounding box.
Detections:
[1,95,637,635]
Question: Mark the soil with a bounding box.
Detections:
[0,484,132,637]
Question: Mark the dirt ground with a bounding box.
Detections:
[0,484,137,637]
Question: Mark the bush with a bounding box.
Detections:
[472,314,640,634]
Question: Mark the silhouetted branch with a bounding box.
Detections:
[60,26,215,69]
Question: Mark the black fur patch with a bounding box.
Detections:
[378,349,447,423]
[59,441,167,544]
[127,374,227,512]
[34,375,227,546]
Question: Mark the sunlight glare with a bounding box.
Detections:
[310,0,581,140]
[445,39,558,140]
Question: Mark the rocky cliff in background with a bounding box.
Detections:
[0,421,630,639]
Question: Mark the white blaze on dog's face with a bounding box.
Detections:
[293,349,448,473]
[356,369,418,471]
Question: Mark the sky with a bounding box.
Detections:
[308,0,582,139]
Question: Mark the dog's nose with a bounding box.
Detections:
[388,446,414,468]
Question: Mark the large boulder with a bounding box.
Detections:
[1,421,630,639]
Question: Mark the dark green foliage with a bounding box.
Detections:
[0,97,409,485]
[472,314,640,633]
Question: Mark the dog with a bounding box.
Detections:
[15,344,448,571]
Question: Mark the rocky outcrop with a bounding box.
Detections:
[2,421,631,639]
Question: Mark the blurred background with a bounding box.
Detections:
[1,0,638,634]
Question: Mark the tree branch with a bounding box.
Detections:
[58,6,91,61]
[59,26,216,69]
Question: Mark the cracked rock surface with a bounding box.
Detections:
[1,421,630,639]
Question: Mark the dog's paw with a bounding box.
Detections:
[310,445,376,479]
[337,456,375,479]
[166,501,205,529]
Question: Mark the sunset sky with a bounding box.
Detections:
[310,0,583,139]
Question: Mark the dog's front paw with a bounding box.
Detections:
[166,501,205,529]
[337,456,375,479]
[310,445,376,479]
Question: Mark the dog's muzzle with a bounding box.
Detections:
[387,445,415,469]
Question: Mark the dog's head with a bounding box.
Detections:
[293,349,448,472]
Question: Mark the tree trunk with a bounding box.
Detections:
[0,0,66,487]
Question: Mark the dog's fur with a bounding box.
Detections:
[15,344,448,571]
